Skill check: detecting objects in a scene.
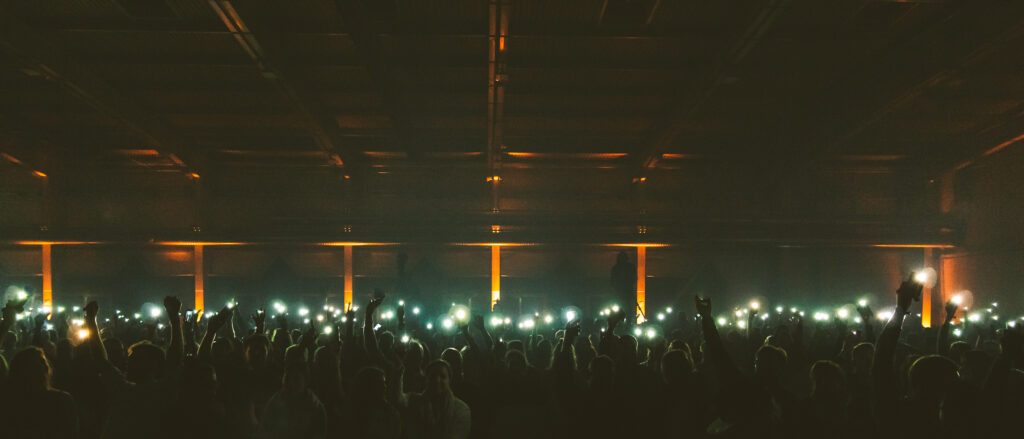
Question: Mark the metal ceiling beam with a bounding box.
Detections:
[207,0,351,168]
[632,0,793,172]
[334,0,413,153]
[820,5,1024,160]
[487,0,511,212]
[0,7,196,173]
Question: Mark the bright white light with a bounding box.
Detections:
[412,307,421,315]
[1009,321,1017,328]
[790,307,798,313]
[716,317,728,326]
[273,302,287,314]
[951,295,964,306]
[115,309,122,315]
[398,300,405,306]
[491,316,503,326]
[657,313,665,321]
[44,323,54,331]
[323,304,331,311]
[303,318,310,324]
[737,320,748,329]
[340,316,347,323]
[149,308,162,319]
[645,328,656,339]
[565,310,577,322]
[775,306,784,313]
[133,313,141,319]
[665,307,673,314]
[426,322,434,330]
[611,305,620,313]
[968,313,982,323]
[521,319,535,330]
[401,334,410,343]
[876,310,893,321]
[992,302,999,308]
[836,308,850,320]
[914,271,929,284]
[991,315,999,321]
[858,299,868,307]
[854,317,862,323]
[15,290,27,300]
[454,309,467,321]
[544,314,554,324]
[813,312,829,322]
[442,318,454,329]
[72,306,80,312]
[633,327,642,336]
[316,314,325,322]
[39,306,51,315]
[953,328,963,337]
[734,310,744,318]
[600,308,610,316]
[504,317,511,325]
[381,311,393,320]
[298,308,310,317]
[749,300,760,311]
[157,323,165,330]
[76,328,90,340]
[57,306,66,313]
[226,300,235,309]
[761,314,769,321]
[323,326,333,334]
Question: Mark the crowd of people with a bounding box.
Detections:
[0,276,1021,438]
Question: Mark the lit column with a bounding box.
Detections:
[921,247,933,328]
[491,245,501,310]
[194,244,205,313]
[42,244,52,314]
[344,245,353,311]
[636,246,646,323]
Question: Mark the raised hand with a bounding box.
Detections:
[2,298,28,321]
[207,306,232,333]
[856,304,873,322]
[84,301,99,321]
[163,296,182,316]
[943,301,958,323]
[694,295,712,318]
[896,274,923,312]
[252,308,266,333]
[366,296,384,315]
[471,314,486,332]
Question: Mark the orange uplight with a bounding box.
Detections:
[499,36,506,51]
[636,246,646,324]
[14,241,98,246]
[454,242,534,247]
[486,175,502,182]
[42,244,52,315]
[491,246,500,311]
[32,170,48,178]
[605,243,671,248]
[194,245,205,313]
[318,242,392,247]
[344,245,354,311]
[871,244,954,249]
[491,225,501,234]
[157,241,246,246]
[187,172,200,180]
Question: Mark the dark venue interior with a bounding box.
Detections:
[1,1,1023,438]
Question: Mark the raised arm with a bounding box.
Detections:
[251,308,267,335]
[363,297,385,366]
[856,304,876,343]
[0,299,26,346]
[937,301,957,358]
[871,275,921,428]
[198,307,230,363]
[164,296,184,370]
[695,295,741,382]
[83,301,110,365]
